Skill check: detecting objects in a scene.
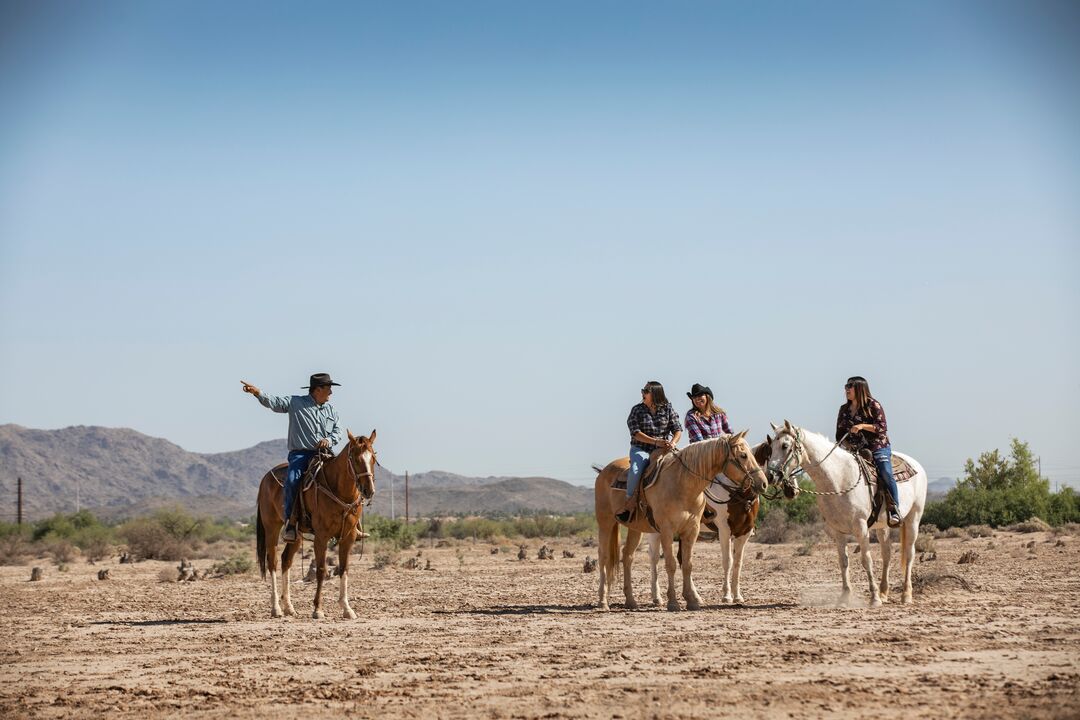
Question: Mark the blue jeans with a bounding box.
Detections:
[285,450,315,523]
[626,448,651,499]
[873,446,899,511]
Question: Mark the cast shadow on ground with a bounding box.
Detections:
[90,619,229,627]
[436,601,796,616]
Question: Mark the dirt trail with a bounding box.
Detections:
[1,531,1077,718]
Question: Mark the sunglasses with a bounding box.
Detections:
[844,383,855,390]
[641,389,651,395]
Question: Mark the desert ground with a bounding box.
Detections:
[1,529,1078,719]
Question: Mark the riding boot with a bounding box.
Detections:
[615,494,635,523]
[281,522,298,542]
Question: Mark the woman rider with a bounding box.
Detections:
[684,383,732,443]
[619,381,682,522]
[836,375,900,528]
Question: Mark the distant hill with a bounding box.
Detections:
[927,477,957,499]
[0,425,591,520]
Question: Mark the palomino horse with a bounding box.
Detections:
[255,430,376,619]
[765,421,927,605]
[593,431,768,611]
[647,441,771,605]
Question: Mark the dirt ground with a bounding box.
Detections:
[1,529,1078,719]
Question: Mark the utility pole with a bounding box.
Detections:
[17,477,22,526]
[76,477,80,513]
[390,473,395,520]
[405,471,409,525]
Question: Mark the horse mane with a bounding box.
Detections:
[672,435,728,477]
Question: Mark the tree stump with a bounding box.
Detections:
[424,558,433,571]
[582,557,597,573]
[490,547,500,555]
[517,545,527,561]
[30,567,43,581]
[177,559,197,582]
[562,550,576,558]
[97,569,111,580]
[537,545,554,560]
[402,557,421,570]
[119,553,133,564]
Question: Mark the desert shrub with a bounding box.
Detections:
[1005,517,1051,533]
[943,527,969,539]
[957,550,979,564]
[210,554,253,576]
[920,524,939,538]
[46,538,77,565]
[71,525,115,562]
[794,538,816,556]
[366,516,418,550]
[914,534,936,553]
[118,518,189,561]
[372,551,396,570]
[1051,523,1080,536]
[157,567,177,583]
[967,525,994,538]
[0,522,32,565]
[754,511,793,544]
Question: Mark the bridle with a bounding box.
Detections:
[770,427,860,497]
[347,442,377,504]
[672,435,768,495]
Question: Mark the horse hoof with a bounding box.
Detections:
[869,598,882,608]
[902,593,913,605]
[625,600,639,611]
[722,595,734,605]
[667,600,681,612]
[734,596,745,605]
[343,609,357,620]
[271,607,283,619]
[312,610,324,620]
[686,600,701,611]
[598,603,610,612]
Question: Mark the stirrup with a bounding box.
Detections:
[281,524,298,542]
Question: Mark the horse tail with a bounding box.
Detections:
[256,502,267,580]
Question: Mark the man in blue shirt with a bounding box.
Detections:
[242,373,343,542]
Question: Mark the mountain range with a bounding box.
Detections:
[0,425,593,521]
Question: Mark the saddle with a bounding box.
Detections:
[850,448,916,524]
[272,452,331,535]
[610,449,670,530]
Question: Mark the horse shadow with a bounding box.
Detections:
[436,601,797,615]
[90,619,229,627]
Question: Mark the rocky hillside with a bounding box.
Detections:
[0,425,591,520]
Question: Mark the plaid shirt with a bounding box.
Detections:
[627,402,682,451]
[684,409,733,443]
[836,399,890,452]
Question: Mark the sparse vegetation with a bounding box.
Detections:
[210,554,254,575]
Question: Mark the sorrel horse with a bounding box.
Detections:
[647,441,771,605]
[255,429,376,619]
[766,421,927,605]
[593,431,768,611]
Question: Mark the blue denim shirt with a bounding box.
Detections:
[256,392,342,451]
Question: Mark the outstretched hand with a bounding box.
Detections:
[241,380,260,396]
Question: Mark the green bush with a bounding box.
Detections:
[210,554,254,575]
[366,516,419,550]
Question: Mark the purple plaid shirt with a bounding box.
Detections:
[836,399,890,451]
[684,409,733,443]
[626,402,682,452]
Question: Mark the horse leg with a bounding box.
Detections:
[621,529,642,610]
[647,534,661,606]
[856,524,880,607]
[597,520,618,611]
[311,537,329,619]
[901,516,918,604]
[659,532,680,611]
[337,537,357,620]
[680,526,703,610]
[731,533,749,604]
[720,525,733,604]
[826,527,852,607]
[279,539,300,617]
[876,527,892,603]
[266,533,283,618]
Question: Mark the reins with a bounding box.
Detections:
[311,445,376,545]
[776,428,864,497]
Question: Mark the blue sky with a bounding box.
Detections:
[1,1,1078,488]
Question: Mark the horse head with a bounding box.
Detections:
[346,429,378,502]
[723,430,769,495]
[767,420,803,499]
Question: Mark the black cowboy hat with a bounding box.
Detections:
[687,383,713,399]
[302,373,341,389]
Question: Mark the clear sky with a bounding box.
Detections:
[2,1,1078,488]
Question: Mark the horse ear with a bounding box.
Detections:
[770,421,780,432]
[766,434,772,444]
[347,429,355,442]
[734,429,748,442]
[369,428,377,443]
[752,441,772,465]
[784,419,793,431]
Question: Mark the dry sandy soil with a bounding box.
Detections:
[1,529,1078,719]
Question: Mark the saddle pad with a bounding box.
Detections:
[610,451,669,490]
[855,450,917,484]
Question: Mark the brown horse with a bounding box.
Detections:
[255,429,377,619]
[593,431,767,611]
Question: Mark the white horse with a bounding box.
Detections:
[646,477,761,605]
[766,421,927,605]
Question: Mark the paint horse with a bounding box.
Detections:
[255,430,376,619]
[593,432,768,611]
[766,421,926,605]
